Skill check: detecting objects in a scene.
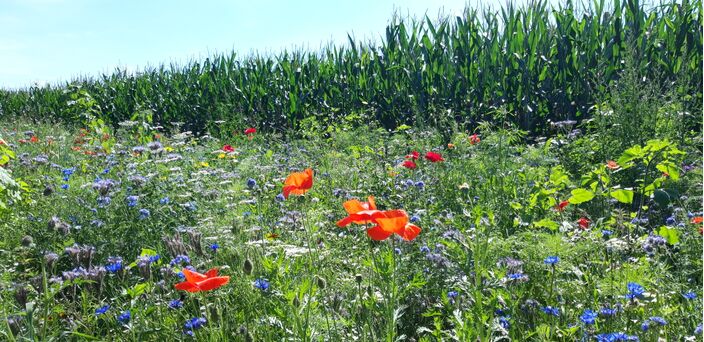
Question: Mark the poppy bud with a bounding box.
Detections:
[316,276,326,290]
[21,235,33,247]
[355,274,363,284]
[243,259,253,275]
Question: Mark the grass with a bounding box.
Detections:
[0,112,700,340]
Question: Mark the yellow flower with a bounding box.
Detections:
[199,161,210,168]
[218,153,226,159]
[165,146,174,152]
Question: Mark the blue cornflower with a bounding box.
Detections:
[138,208,150,219]
[160,197,170,204]
[394,248,402,255]
[695,323,702,335]
[246,178,257,189]
[148,255,160,263]
[117,310,131,325]
[254,278,270,291]
[105,257,123,273]
[447,291,458,299]
[102,168,110,174]
[641,321,650,331]
[625,282,645,299]
[95,305,110,316]
[602,229,613,238]
[168,299,183,309]
[209,243,219,252]
[61,184,69,190]
[683,291,698,300]
[648,316,667,326]
[544,256,559,265]
[541,306,559,316]
[184,317,206,330]
[62,168,75,181]
[498,316,510,329]
[126,195,138,207]
[600,307,617,316]
[580,309,597,325]
[404,179,414,187]
[410,215,420,223]
[414,181,425,189]
[507,273,526,280]
[275,194,285,202]
[420,245,431,253]
[595,332,639,341]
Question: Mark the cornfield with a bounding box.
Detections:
[0,0,700,134]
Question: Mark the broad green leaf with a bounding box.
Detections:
[610,189,634,204]
[657,226,680,245]
[568,188,594,204]
[656,162,679,181]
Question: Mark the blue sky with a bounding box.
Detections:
[1,0,555,89]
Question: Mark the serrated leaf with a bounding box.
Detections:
[568,188,594,204]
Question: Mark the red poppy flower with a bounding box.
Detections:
[175,267,230,292]
[555,200,569,212]
[691,216,703,224]
[402,160,417,169]
[222,144,235,153]
[469,134,481,145]
[336,196,383,227]
[425,151,444,162]
[366,210,421,241]
[577,217,590,229]
[244,127,257,135]
[30,136,39,143]
[282,168,313,199]
[405,151,420,160]
[606,160,619,170]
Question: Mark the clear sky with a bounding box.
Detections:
[0,0,562,90]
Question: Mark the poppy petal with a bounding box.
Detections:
[175,281,200,292]
[342,199,366,215]
[182,268,207,283]
[336,216,354,227]
[367,196,376,210]
[367,226,393,241]
[196,276,230,291]
[205,268,219,278]
[399,224,421,241]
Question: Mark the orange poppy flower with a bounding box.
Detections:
[606,160,619,170]
[30,136,39,143]
[469,134,480,145]
[175,267,230,292]
[282,168,313,199]
[336,196,383,227]
[691,216,703,224]
[367,210,421,241]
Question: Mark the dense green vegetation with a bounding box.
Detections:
[0,0,701,136]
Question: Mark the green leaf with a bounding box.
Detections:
[610,189,634,204]
[534,218,559,231]
[568,188,594,204]
[656,162,679,181]
[657,226,680,245]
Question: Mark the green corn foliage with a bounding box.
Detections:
[0,0,700,134]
